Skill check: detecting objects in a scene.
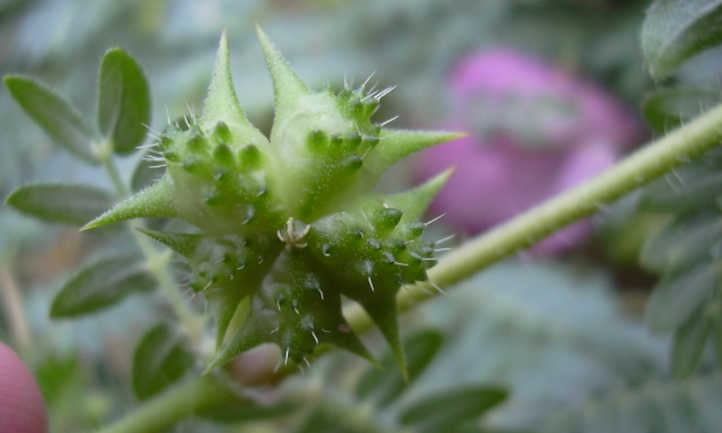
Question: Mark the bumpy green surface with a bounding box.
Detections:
[84,28,460,372]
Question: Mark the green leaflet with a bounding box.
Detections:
[670,308,714,377]
[4,76,98,164]
[51,254,156,318]
[132,323,194,400]
[97,48,151,154]
[642,0,722,79]
[399,386,508,433]
[7,183,113,226]
[645,261,719,333]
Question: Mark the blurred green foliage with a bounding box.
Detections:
[6,1,722,433]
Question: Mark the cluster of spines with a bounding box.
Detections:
[144,115,283,233]
[82,27,462,374]
[283,79,395,220]
[138,230,275,293]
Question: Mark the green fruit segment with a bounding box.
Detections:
[83,29,460,373]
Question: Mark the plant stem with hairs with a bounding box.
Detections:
[101,149,205,345]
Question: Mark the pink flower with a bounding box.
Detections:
[416,49,641,253]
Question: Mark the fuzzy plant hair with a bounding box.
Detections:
[83,27,461,374]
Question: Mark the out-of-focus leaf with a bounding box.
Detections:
[399,385,508,433]
[645,261,720,333]
[539,374,722,433]
[715,315,722,367]
[34,355,81,407]
[6,183,113,225]
[638,145,722,373]
[132,323,193,400]
[97,48,151,154]
[670,309,713,377]
[131,152,165,192]
[292,400,392,433]
[640,169,722,213]
[642,88,720,133]
[3,76,98,163]
[642,0,722,79]
[640,213,722,273]
[51,254,155,318]
[355,329,444,406]
[199,399,299,423]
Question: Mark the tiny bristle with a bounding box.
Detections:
[425,213,446,226]
[435,234,456,245]
[379,116,399,127]
[429,280,446,295]
[359,71,375,93]
[373,85,397,101]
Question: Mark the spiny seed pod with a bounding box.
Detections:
[83,27,461,374]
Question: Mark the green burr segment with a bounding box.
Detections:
[82,28,459,373]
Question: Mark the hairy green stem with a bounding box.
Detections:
[344,103,722,333]
[102,155,205,343]
[103,156,130,197]
[97,375,235,433]
[131,222,205,343]
[94,104,722,433]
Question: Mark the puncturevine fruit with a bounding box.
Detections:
[84,28,461,373]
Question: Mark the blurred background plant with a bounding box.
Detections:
[4,0,722,432]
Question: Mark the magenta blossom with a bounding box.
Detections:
[416,49,641,253]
